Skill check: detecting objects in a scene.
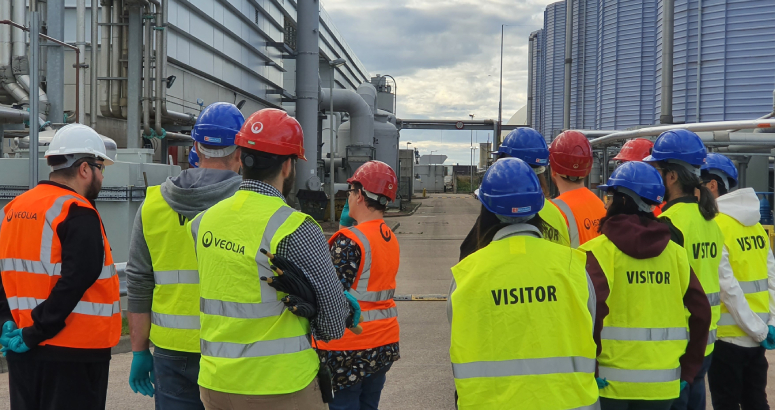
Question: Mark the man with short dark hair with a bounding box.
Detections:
[190,108,350,409]
[0,124,120,409]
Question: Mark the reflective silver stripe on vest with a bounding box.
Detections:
[189,212,204,255]
[718,312,770,327]
[346,227,395,302]
[739,279,768,295]
[6,296,46,310]
[200,297,284,319]
[152,312,200,330]
[552,199,580,248]
[452,356,595,379]
[707,329,717,345]
[601,326,688,342]
[154,270,199,285]
[0,258,114,280]
[255,207,296,304]
[707,292,721,307]
[201,334,311,359]
[570,402,600,410]
[71,300,120,317]
[598,366,680,383]
[361,307,398,323]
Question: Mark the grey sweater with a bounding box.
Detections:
[126,168,242,313]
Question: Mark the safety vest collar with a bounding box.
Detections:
[492,223,542,242]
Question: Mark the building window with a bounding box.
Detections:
[284,16,296,51]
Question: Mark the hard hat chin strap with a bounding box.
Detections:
[50,153,97,171]
[196,143,237,159]
[617,186,655,213]
[665,159,701,177]
[532,166,546,175]
[496,214,531,224]
[361,188,388,205]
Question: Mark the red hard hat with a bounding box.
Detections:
[235,108,306,161]
[549,130,593,177]
[613,138,654,162]
[347,161,398,202]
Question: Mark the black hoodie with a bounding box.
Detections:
[585,214,711,383]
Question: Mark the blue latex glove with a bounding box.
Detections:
[344,290,361,328]
[596,377,609,389]
[1,329,29,356]
[339,201,355,228]
[680,380,688,391]
[760,325,775,350]
[129,349,155,397]
[0,321,17,346]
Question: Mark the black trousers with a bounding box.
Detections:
[708,340,769,410]
[601,398,674,410]
[8,359,110,410]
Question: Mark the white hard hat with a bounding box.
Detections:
[44,124,114,168]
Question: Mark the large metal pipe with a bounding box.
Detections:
[295,0,321,191]
[46,0,64,123]
[77,0,86,123]
[90,0,99,127]
[590,119,775,146]
[527,32,535,128]
[142,4,151,136]
[5,0,28,104]
[695,0,702,123]
[319,88,374,148]
[660,0,675,124]
[109,0,121,117]
[152,0,194,127]
[126,4,141,148]
[29,11,39,187]
[99,0,111,117]
[11,0,49,119]
[563,0,573,130]
[0,0,27,103]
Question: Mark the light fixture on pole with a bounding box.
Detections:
[328,57,346,222]
[406,141,412,150]
[469,114,475,187]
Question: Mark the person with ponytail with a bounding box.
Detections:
[581,161,710,409]
[644,129,725,410]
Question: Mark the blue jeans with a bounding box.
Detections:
[153,347,205,410]
[329,363,392,410]
[671,353,713,410]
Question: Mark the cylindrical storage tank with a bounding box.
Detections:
[373,114,399,178]
[596,0,658,130]
[570,0,599,130]
[543,1,566,141]
[663,0,775,123]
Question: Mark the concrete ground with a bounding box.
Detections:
[2,193,775,409]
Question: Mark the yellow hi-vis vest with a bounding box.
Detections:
[450,230,598,410]
[540,198,572,247]
[715,213,771,338]
[579,235,690,400]
[660,202,724,355]
[190,191,319,395]
[142,186,201,352]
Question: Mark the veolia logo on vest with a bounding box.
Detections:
[201,231,245,255]
[379,223,392,242]
[5,209,39,222]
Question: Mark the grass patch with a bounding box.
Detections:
[122,316,130,336]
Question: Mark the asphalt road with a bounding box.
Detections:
[2,193,774,409]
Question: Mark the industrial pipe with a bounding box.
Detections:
[589,119,775,146]
[152,0,195,127]
[77,0,86,123]
[0,0,27,104]
[90,0,99,128]
[295,0,321,191]
[109,0,121,117]
[527,32,535,128]
[563,0,573,130]
[98,0,110,117]
[142,4,152,136]
[319,88,374,147]
[660,0,675,124]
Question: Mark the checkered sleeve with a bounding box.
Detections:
[276,220,349,342]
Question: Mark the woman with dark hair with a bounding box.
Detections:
[580,161,711,410]
[643,129,724,410]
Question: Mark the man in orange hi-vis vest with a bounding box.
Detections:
[0,124,120,410]
[317,160,400,410]
[549,130,607,247]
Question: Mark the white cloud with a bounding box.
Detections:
[322,0,557,164]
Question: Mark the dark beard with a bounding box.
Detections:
[84,175,102,200]
[660,172,672,203]
[281,168,296,198]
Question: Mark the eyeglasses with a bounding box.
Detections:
[85,161,105,174]
[604,193,615,206]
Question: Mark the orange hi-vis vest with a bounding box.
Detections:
[552,187,607,248]
[318,219,400,351]
[0,183,120,349]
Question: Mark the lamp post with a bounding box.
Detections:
[469,114,475,188]
[406,141,412,150]
[497,24,505,148]
[471,147,478,192]
[328,58,346,222]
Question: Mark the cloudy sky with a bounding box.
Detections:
[323,0,557,165]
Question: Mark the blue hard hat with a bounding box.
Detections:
[599,161,665,204]
[642,129,707,166]
[702,153,738,188]
[498,127,549,166]
[188,146,199,168]
[191,102,245,146]
[478,157,545,218]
